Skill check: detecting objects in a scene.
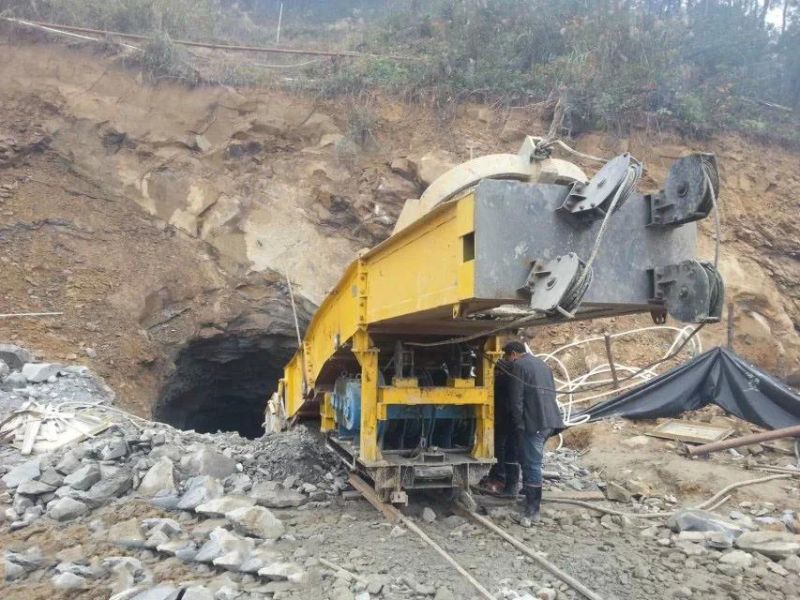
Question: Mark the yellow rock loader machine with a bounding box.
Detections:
[275,137,723,503]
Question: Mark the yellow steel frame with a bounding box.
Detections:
[281,192,496,467]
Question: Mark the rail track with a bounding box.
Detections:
[347,474,604,600]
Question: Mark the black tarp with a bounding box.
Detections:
[579,347,800,430]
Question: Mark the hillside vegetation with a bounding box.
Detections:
[1,0,799,144]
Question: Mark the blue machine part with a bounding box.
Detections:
[332,377,362,437]
[331,376,475,450]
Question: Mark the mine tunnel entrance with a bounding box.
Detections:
[154,331,299,438]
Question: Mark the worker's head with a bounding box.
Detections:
[502,341,526,361]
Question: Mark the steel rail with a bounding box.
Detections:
[349,474,604,600]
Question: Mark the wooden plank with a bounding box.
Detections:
[646,420,733,444]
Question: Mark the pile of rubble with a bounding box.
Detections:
[1,344,352,599]
[0,343,114,414]
[2,414,350,598]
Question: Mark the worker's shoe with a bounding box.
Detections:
[523,485,542,522]
[499,463,520,497]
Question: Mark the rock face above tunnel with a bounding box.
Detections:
[153,300,309,439]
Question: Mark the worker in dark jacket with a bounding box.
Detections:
[503,340,564,521]
[479,353,519,496]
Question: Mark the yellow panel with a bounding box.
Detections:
[283,261,361,417]
[456,195,474,236]
[364,195,476,323]
[376,386,488,420]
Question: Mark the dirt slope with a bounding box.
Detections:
[0,35,798,419]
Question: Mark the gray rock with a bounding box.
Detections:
[101,438,129,460]
[194,527,255,563]
[0,359,9,378]
[422,507,437,523]
[16,479,56,495]
[4,560,27,581]
[257,562,304,583]
[238,547,282,573]
[48,497,89,521]
[177,476,224,510]
[735,531,800,560]
[251,483,306,508]
[605,481,633,503]
[782,554,800,574]
[137,457,176,496]
[150,491,180,510]
[180,446,237,479]
[108,518,146,548]
[142,518,182,537]
[434,588,456,600]
[130,585,178,600]
[52,571,86,589]
[182,586,214,600]
[1,457,41,488]
[38,468,65,487]
[2,371,28,389]
[536,589,557,600]
[13,494,34,514]
[214,585,241,600]
[21,362,62,383]
[55,451,82,475]
[82,471,133,504]
[64,464,102,491]
[212,548,250,571]
[195,495,255,517]
[0,343,33,371]
[667,509,743,546]
[225,505,285,539]
[5,546,45,574]
[706,530,734,549]
[720,550,754,569]
[156,538,197,560]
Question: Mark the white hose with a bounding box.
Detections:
[530,325,702,434]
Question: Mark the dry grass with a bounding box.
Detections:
[561,426,594,451]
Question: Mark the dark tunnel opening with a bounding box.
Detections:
[154,331,299,438]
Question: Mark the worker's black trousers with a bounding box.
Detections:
[488,424,519,482]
